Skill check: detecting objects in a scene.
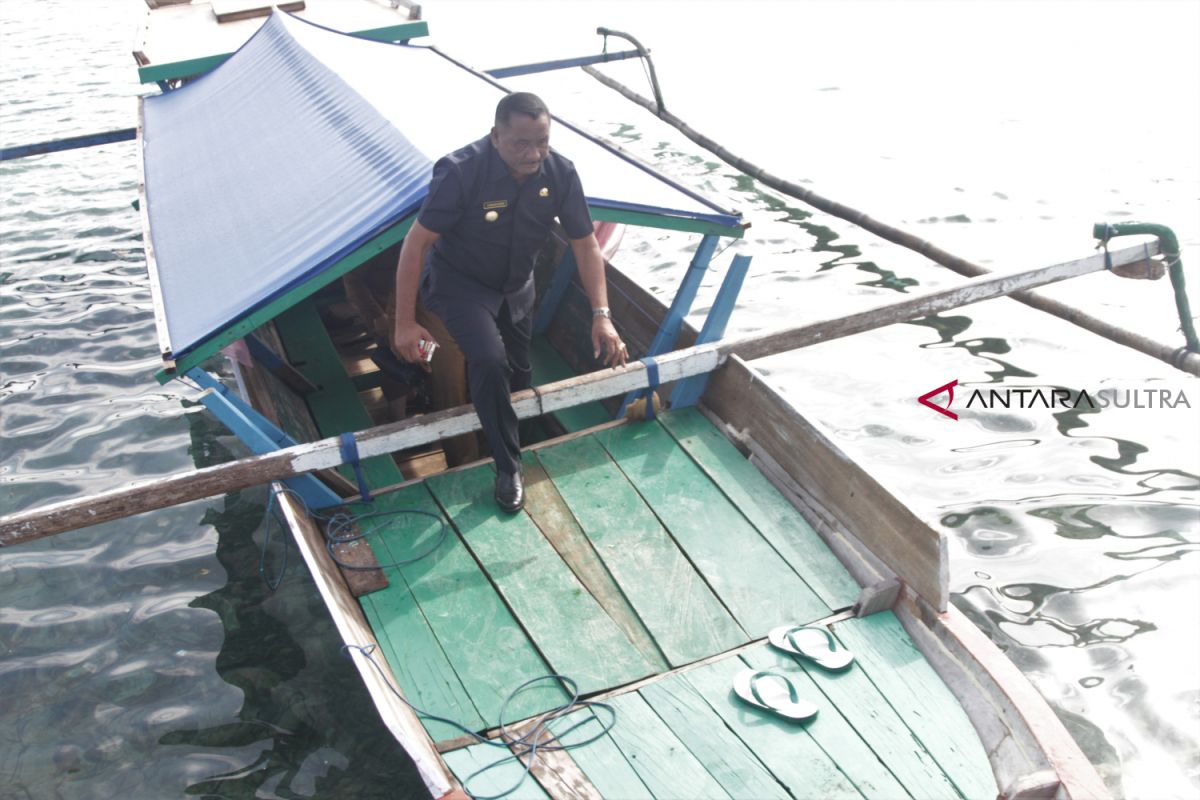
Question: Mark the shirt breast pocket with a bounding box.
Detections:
[461,205,513,245]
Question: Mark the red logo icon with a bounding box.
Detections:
[918,380,958,420]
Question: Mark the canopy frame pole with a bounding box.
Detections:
[669,252,753,409]
[617,233,719,416]
[485,48,643,79]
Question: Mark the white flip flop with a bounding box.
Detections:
[732,668,818,722]
[768,625,855,671]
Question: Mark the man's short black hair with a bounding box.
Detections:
[495,92,549,127]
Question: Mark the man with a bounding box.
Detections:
[392,92,627,512]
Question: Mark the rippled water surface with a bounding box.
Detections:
[3,1,1198,798]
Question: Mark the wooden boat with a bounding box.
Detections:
[9,3,1180,798]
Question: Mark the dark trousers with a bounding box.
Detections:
[431,300,532,475]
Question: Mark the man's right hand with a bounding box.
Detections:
[392,320,436,367]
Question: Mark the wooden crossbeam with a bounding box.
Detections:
[0,242,1157,545]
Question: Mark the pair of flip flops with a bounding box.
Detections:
[733,625,855,722]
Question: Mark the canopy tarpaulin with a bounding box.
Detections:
[141,12,742,364]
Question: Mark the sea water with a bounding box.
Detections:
[2,1,1197,797]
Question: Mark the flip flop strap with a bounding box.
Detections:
[749,670,799,707]
[785,625,839,654]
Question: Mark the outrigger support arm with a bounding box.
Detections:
[596,27,665,114]
[582,63,1199,375]
[2,239,1188,546]
[1094,221,1198,355]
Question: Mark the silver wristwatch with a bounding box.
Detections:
[592,306,611,319]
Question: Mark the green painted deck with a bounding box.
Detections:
[349,408,995,798]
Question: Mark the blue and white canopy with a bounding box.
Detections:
[141,12,742,368]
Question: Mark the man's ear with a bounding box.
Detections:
[489,126,498,144]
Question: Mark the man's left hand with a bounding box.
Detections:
[592,317,627,367]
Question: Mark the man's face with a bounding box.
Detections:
[491,113,551,180]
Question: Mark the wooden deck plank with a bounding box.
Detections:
[529,337,611,432]
[775,626,964,799]
[521,453,670,672]
[660,408,861,610]
[444,743,550,800]
[424,464,656,694]
[639,676,792,800]
[604,692,733,800]
[683,655,864,799]
[740,645,911,799]
[546,708,654,800]
[366,484,567,728]
[360,591,483,743]
[596,422,831,637]
[535,435,746,666]
[832,613,999,800]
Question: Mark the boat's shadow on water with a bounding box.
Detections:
[160,408,427,799]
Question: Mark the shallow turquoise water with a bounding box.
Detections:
[2,1,1198,798]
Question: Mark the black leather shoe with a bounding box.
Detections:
[494,469,524,513]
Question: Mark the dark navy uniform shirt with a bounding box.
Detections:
[417,135,593,322]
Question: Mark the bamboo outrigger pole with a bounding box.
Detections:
[0,241,1167,546]
[581,64,1200,374]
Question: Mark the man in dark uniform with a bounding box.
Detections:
[392,92,627,512]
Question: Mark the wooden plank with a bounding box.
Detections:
[638,676,792,800]
[903,599,1110,799]
[660,407,861,611]
[830,612,999,800]
[444,743,550,800]
[703,354,949,611]
[546,708,654,800]
[360,591,484,743]
[211,0,306,24]
[682,655,865,799]
[604,692,733,799]
[423,464,656,694]
[274,490,459,798]
[521,453,669,672]
[326,519,388,596]
[772,629,963,798]
[597,422,831,636]
[12,246,1153,543]
[534,435,746,666]
[505,716,603,800]
[371,483,567,728]
[528,337,611,433]
[739,645,911,799]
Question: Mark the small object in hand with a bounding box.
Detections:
[418,339,438,363]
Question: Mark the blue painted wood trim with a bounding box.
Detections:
[617,234,720,417]
[486,48,643,78]
[532,241,577,335]
[670,252,753,408]
[186,368,342,509]
[0,128,136,161]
